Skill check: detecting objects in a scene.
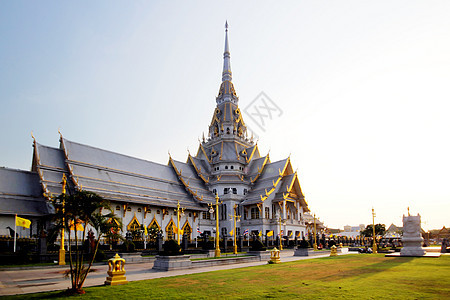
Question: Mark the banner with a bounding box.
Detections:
[16,216,31,228]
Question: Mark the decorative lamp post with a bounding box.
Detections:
[372,208,377,253]
[208,194,222,257]
[277,215,285,250]
[176,200,185,245]
[59,174,67,265]
[313,213,318,251]
[229,204,241,254]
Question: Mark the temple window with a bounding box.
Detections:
[221,227,227,236]
[116,206,120,211]
[202,211,211,220]
[224,188,229,194]
[213,189,217,195]
[265,207,270,219]
[230,166,234,170]
[225,166,229,170]
[137,208,142,213]
[243,189,248,195]
[127,218,140,232]
[251,207,260,219]
[166,223,174,240]
[232,188,237,194]
[157,210,160,214]
[183,223,192,241]
[127,207,131,212]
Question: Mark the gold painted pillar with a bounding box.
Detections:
[214,195,221,257]
[59,174,67,265]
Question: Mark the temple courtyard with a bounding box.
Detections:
[1,251,449,299]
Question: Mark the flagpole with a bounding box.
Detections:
[14,214,17,253]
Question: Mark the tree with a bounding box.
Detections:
[360,224,386,238]
[51,190,122,295]
[147,225,160,242]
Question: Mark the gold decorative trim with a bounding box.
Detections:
[219,141,223,160]
[246,143,259,163]
[148,216,161,230]
[199,143,211,163]
[188,155,209,183]
[169,156,205,202]
[122,203,128,218]
[250,154,269,183]
[126,212,140,231]
[165,218,175,240]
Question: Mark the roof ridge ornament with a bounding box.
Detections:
[222,21,232,83]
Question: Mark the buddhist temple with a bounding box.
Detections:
[0,24,312,242]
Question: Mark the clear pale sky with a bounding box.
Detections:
[1,1,449,231]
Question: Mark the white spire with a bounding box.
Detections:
[222,21,232,82]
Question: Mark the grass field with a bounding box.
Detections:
[4,254,450,299]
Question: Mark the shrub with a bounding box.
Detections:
[202,240,215,250]
[299,239,310,248]
[250,239,266,251]
[162,239,182,256]
[94,249,106,262]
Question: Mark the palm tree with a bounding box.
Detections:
[51,190,122,294]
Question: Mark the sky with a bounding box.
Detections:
[1,1,449,231]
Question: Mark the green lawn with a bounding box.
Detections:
[5,254,450,299]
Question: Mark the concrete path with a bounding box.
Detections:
[0,250,343,296]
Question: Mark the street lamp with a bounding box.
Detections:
[59,174,67,265]
[229,204,241,254]
[277,214,286,250]
[372,208,377,254]
[176,200,185,245]
[313,213,318,251]
[208,194,222,257]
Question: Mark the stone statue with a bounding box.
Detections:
[400,214,425,256]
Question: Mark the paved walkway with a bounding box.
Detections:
[0,250,341,296]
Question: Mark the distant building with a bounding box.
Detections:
[335,224,365,238]
[0,24,314,242]
[429,226,450,241]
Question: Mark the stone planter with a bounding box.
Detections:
[247,250,271,261]
[152,255,192,271]
[294,248,308,256]
[203,249,216,257]
[118,252,152,264]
